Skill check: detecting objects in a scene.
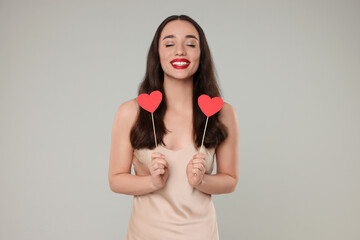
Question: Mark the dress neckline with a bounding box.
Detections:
[134,143,214,154]
[158,143,194,152]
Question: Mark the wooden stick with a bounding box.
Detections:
[199,117,209,154]
[151,112,158,152]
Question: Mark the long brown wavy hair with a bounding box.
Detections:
[130,15,228,150]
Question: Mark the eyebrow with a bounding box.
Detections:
[162,34,199,41]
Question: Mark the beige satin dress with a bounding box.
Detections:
[126,142,219,240]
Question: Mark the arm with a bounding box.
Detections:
[108,99,157,196]
[110,174,157,196]
[195,173,237,195]
[194,102,239,195]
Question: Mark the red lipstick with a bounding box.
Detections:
[170,58,190,69]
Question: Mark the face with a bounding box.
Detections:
[158,20,201,81]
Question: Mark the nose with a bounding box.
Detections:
[175,44,186,56]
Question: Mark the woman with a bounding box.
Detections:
[109,15,239,240]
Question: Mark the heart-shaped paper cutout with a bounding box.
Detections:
[137,90,163,113]
[198,94,224,117]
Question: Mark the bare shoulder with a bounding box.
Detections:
[217,101,239,149]
[218,102,238,125]
[116,98,139,122]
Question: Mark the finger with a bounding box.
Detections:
[151,156,168,166]
[156,159,168,167]
[151,156,165,162]
[153,168,165,176]
[201,160,207,170]
[192,158,206,164]
[192,168,200,174]
[191,158,202,163]
[193,161,206,171]
[192,163,204,170]
[194,153,206,159]
[151,152,164,157]
[201,165,206,174]
[191,158,201,163]
[151,152,165,159]
[152,162,165,170]
[151,161,168,171]
[194,153,206,157]
[194,164,206,174]
[155,160,168,169]
[151,163,166,172]
[192,160,206,168]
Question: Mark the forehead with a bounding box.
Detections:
[160,20,199,40]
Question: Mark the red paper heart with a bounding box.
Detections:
[137,90,163,113]
[198,94,224,117]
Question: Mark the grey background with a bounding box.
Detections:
[1,0,359,239]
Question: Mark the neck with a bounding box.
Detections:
[163,75,193,112]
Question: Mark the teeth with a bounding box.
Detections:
[172,62,189,66]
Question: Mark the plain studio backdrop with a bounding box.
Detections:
[0,0,359,239]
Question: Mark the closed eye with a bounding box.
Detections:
[165,44,196,48]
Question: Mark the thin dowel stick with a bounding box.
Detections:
[151,112,158,152]
[199,117,209,154]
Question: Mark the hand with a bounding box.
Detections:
[186,153,207,188]
[148,152,169,191]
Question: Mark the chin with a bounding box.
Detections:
[172,75,193,81]
[165,72,193,80]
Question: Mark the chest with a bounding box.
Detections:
[162,111,193,149]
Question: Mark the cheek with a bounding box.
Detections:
[159,51,170,63]
[159,56,168,68]
[158,48,165,59]
[193,56,201,68]
[193,51,201,64]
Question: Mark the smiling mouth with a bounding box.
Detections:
[171,62,190,66]
[171,62,190,69]
[170,61,190,69]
